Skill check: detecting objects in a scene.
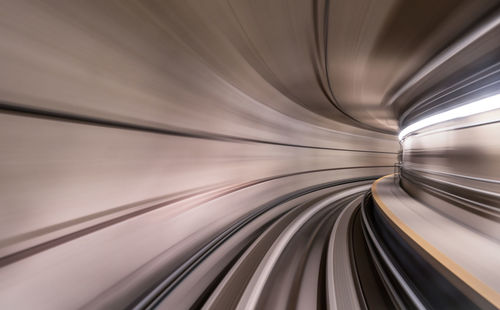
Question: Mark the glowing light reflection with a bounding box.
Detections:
[399,93,500,140]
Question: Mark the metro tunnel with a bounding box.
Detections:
[1,1,500,309]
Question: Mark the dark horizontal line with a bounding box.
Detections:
[0,165,391,268]
[0,101,397,154]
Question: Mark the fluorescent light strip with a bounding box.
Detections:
[399,93,500,140]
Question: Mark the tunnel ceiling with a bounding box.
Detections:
[131,0,497,134]
[2,0,498,137]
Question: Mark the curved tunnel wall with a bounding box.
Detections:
[401,110,500,239]
[0,1,398,308]
[3,1,499,309]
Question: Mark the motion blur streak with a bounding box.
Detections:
[399,94,500,140]
[0,1,499,309]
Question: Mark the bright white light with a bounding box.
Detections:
[398,93,500,140]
